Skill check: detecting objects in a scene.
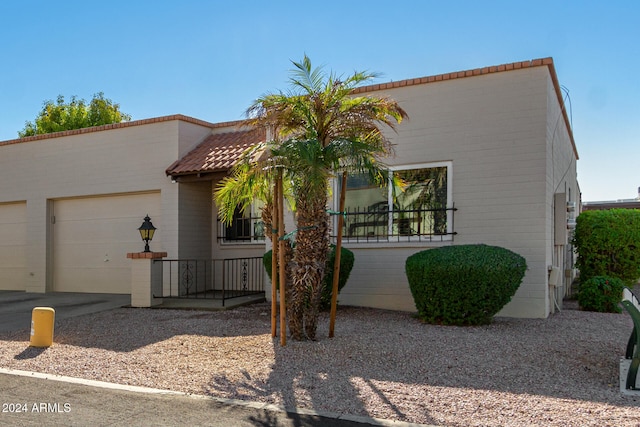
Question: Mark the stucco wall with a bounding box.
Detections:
[0,118,213,292]
[544,72,579,312]
[334,66,575,318]
[178,181,213,260]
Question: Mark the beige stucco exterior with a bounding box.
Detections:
[0,58,578,319]
[0,117,214,293]
[326,62,579,318]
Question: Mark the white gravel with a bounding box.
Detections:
[1,302,639,426]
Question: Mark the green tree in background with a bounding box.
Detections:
[572,208,640,286]
[18,92,131,137]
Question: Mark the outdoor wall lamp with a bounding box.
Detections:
[138,215,156,252]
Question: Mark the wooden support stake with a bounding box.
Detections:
[329,171,347,338]
[271,179,279,338]
[277,171,287,346]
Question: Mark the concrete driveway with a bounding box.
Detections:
[0,292,129,333]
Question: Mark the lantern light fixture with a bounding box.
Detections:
[138,215,156,253]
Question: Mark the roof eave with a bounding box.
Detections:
[168,169,229,182]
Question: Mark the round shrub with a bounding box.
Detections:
[405,244,527,326]
[263,244,354,310]
[577,275,625,313]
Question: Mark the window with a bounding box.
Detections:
[338,162,453,241]
[220,203,265,243]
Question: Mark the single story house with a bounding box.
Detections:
[0,57,578,318]
[582,189,640,210]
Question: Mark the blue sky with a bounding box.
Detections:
[0,1,637,202]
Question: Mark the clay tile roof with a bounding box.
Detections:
[166,127,266,177]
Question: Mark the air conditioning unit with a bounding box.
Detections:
[549,266,561,287]
[567,201,576,212]
[554,193,568,245]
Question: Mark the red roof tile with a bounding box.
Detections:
[166,127,266,177]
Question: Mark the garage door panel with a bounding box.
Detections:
[0,202,26,291]
[54,243,130,266]
[0,225,26,242]
[54,195,159,220]
[53,220,146,246]
[0,268,26,287]
[53,193,161,294]
[0,246,26,267]
[52,267,130,293]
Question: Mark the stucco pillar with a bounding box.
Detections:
[126,252,167,307]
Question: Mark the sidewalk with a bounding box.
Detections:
[0,369,430,427]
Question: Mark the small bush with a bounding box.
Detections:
[572,209,640,286]
[577,275,625,313]
[263,244,354,310]
[405,244,527,326]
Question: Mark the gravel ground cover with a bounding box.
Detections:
[0,302,639,426]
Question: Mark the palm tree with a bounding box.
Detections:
[218,55,407,340]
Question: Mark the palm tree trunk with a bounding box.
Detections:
[282,239,301,340]
[293,184,329,340]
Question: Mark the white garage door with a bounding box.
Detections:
[0,202,27,291]
[53,192,161,293]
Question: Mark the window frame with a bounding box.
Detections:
[219,203,266,244]
[334,161,454,242]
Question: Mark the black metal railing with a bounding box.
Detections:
[337,205,457,243]
[153,257,265,306]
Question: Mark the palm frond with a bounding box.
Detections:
[289,54,325,94]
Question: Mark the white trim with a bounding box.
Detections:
[333,161,454,242]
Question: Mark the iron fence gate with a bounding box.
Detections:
[153,257,265,306]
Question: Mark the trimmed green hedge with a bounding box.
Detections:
[572,209,640,286]
[263,244,354,310]
[405,244,527,326]
[577,275,625,313]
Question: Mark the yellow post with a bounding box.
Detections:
[30,307,55,348]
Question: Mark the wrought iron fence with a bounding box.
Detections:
[337,205,457,243]
[153,257,265,306]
